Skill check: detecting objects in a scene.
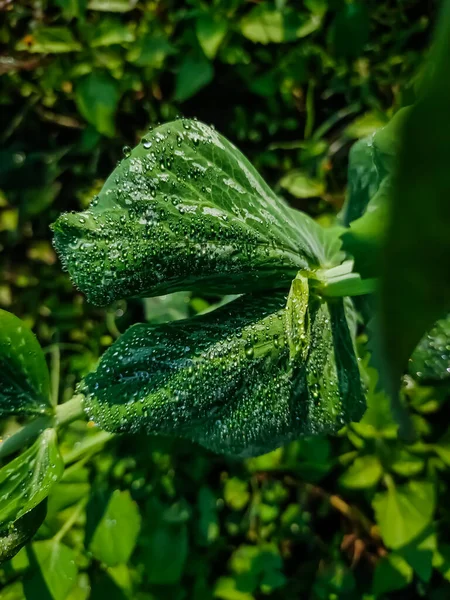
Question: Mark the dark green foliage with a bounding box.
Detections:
[3,0,450,599]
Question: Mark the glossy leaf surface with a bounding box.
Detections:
[409,314,450,382]
[0,502,46,564]
[0,309,52,418]
[0,429,64,528]
[81,290,365,457]
[52,119,341,306]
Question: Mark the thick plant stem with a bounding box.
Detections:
[55,394,85,427]
[0,395,86,461]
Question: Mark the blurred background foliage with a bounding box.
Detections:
[2,0,450,598]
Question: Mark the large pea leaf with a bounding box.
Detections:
[0,429,64,530]
[0,309,52,418]
[80,288,365,457]
[52,119,342,306]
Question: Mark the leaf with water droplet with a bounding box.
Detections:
[0,429,64,544]
[0,501,47,564]
[0,309,52,418]
[409,313,450,382]
[52,119,342,306]
[80,289,365,457]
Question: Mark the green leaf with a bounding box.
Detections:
[80,289,365,458]
[339,455,382,489]
[75,72,120,137]
[279,170,325,199]
[88,490,141,566]
[84,18,135,47]
[0,429,64,528]
[228,544,286,594]
[52,119,340,306]
[224,478,250,511]
[139,501,188,584]
[372,553,413,596]
[87,0,137,11]
[0,501,46,564]
[379,3,450,403]
[174,54,214,102]
[16,27,82,53]
[25,540,78,600]
[214,578,254,600]
[240,5,321,44]
[196,14,228,59]
[0,309,52,417]
[197,486,219,545]
[409,313,450,382]
[127,35,175,68]
[372,480,435,549]
[398,527,436,583]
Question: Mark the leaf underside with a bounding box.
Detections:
[52,119,342,306]
[81,291,365,457]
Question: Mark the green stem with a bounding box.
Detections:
[0,416,52,461]
[55,395,85,428]
[0,395,86,462]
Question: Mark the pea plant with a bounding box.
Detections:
[1,5,450,583]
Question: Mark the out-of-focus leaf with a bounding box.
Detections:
[224,478,250,511]
[25,540,78,600]
[345,111,388,140]
[0,502,46,564]
[372,553,413,596]
[80,289,365,458]
[0,309,51,417]
[279,170,325,199]
[240,5,321,44]
[52,119,341,306]
[54,0,87,20]
[75,72,120,137]
[88,490,141,566]
[339,455,382,489]
[196,14,228,59]
[84,18,135,47]
[16,28,82,53]
[379,2,450,406]
[174,54,214,102]
[372,480,435,549]
[228,544,286,594]
[87,0,137,12]
[197,486,219,545]
[398,527,436,583]
[0,430,64,528]
[139,501,188,584]
[127,35,175,68]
